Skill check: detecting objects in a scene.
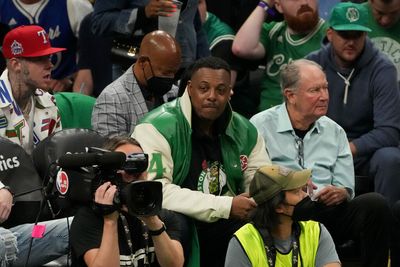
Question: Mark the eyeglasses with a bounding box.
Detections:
[294,137,305,169]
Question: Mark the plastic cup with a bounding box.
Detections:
[158,0,182,37]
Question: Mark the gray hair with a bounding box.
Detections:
[280,59,323,102]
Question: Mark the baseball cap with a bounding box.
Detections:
[250,165,311,205]
[329,2,371,32]
[2,25,66,59]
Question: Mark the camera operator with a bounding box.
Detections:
[70,136,190,267]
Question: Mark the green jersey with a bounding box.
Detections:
[259,19,328,111]
[203,12,235,50]
[364,2,400,85]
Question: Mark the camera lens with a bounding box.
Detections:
[121,181,162,216]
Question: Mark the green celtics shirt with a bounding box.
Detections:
[259,19,328,111]
[364,3,400,85]
[203,12,235,50]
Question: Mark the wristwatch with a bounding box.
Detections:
[148,222,166,236]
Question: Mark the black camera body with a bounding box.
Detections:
[54,149,162,216]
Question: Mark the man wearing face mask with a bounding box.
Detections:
[225,165,341,267]
[250,59,391,266]
[91,30,181,137]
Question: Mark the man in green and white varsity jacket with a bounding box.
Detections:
[133,56,270,267]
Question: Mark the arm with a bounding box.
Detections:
[91,0,175,37]
[73,69,93,96]
[316,224,341,267]
[91,89,131,137]
[83,182,120,267]
[324,263,341,267]
[140,215,184,267]
[229,133,271,219]
[48,78,74,93]
[48,0,93,93]
[0,182,13,223]
[352,64,400,156]
[195,10,211,59]
[242,133,271,191]
[315,127,354,205]
[332,127,355,198]
[224,237,252,267]
[232,2,268,60]
[43,0,93,93]
[92,0,140,36]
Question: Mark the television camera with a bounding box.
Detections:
[54,147,162,216]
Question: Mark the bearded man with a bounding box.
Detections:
[233,0,327,110]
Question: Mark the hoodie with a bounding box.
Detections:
[307,38,400,157]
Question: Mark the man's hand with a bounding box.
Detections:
[314,185,348,206]
[47,77,73,93]
[0,188,13,223]
[230,193,257,220]
[145,0,178,18]
[349,141,357,156]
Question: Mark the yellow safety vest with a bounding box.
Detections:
[235,221,320,267]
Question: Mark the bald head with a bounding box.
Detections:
[140,30,181,69]
[134,31,182,88]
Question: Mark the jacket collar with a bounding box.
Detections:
[0,69,55,109]
[0,69,15,109]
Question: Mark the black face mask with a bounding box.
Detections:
[146,76,175,98]
[291,196,318,221]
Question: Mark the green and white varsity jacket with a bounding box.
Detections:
[133,90,270,222]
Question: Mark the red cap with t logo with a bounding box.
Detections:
[2,25,66,59]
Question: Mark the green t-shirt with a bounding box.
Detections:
[203,12,235,50]
[364,2,400,85]
[259,19,328,111]
[55,92,95,129]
